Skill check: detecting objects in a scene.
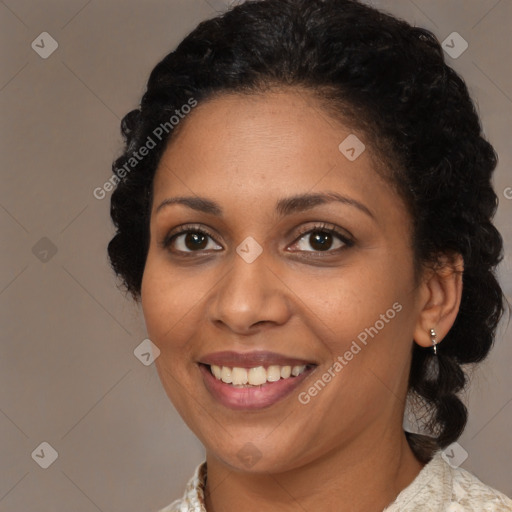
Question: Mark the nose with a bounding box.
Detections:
[208,250,292,335]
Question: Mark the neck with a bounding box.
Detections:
[204,429,424,512]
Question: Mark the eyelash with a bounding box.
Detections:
[161,222,354,256]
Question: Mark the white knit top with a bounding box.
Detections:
[158,451,512,511]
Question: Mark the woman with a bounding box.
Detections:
[107,0,512,510]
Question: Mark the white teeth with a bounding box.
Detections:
[267,365,281,382]
[292,365,306,377]
[211,364,222,379]
[231,367,248,385]
[280,366,292,378]
[221,366,232,384]
[248,366,267,385]
[209,363,308,385]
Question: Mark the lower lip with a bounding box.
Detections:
[199,364,314,410]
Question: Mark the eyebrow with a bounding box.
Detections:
[155,192,374,219]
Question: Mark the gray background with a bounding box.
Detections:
[1,0,511,510]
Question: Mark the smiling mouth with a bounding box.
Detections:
[204,363,315,387]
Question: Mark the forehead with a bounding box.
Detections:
[158,89,346,171]
[151,89,402,221]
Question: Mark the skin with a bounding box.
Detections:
[141,88,463,512]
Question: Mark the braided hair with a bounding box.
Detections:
[107,0,505,462]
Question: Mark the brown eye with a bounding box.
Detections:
[290,225,353,253]
[183,232,208,250]
[163,227,223,253]
[308,231,335,251]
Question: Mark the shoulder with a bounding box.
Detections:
[158,456,512,512]
[156,462,207,512]
[385,451,512,511]
[448,459,512,511]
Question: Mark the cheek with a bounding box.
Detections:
[141,256,205,417]
[289,261,416,398]
[288,262,405,339]
[140,254,198,353]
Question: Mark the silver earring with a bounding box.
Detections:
[430,328,437,355]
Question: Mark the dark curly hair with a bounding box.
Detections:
[107,0,505,462]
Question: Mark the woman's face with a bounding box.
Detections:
[141,89,426,472]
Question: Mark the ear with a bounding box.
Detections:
[413,252,464,348]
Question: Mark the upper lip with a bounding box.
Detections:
[199,351,316,368]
